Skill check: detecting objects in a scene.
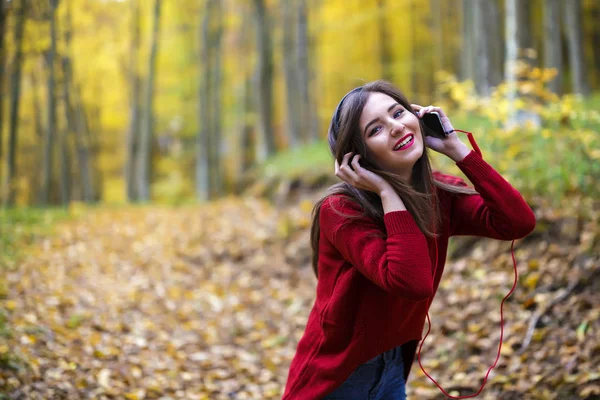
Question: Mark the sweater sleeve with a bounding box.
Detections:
[320,196,433,299]
[450,150,536,239]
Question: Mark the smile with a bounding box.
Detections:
[393,134,414,151]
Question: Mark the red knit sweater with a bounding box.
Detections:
[282,150,536,400]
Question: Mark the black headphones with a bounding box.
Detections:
[332,86,363,136]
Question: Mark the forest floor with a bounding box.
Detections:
[0,187,599,399]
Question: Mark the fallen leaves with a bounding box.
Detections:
[0,193,598,399]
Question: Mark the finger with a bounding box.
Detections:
[334,159,340,175]
[428,106,446,118]
[417,106,432,118]
[411,104,423,111]
[350,154,361,172]
[340,156,360,182]
[336,167,359,186]
[341,152,353,167]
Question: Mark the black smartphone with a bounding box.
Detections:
[421,111,447,139]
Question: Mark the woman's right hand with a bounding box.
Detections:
[334,153,391,196]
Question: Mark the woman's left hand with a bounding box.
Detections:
[411,104,471,163]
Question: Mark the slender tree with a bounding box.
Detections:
[543,0,562,94]
[210,0,223,197]
[430,0,443,92]
[125,0,141,201]
[62,0,93,203]
[197,0,212,201]
[461,0,475,82]
[377,0,393,82]
[295,0,317,142]
[0,0,8,161]
[4,0,26,206]
[563,0,590,95]
[41,0,59,205]
[137,0,162,201]
[252,0,275,161]
[197,0,224,200]
[472,0,498,96]
[281,0,300,148]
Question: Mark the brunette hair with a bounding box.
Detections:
[310,80,477,277]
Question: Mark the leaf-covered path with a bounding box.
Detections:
[1,196,599,399]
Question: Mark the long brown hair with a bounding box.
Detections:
[310,80,477,277]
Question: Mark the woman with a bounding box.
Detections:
[281,80,536,399]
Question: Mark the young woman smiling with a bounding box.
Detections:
[282,80,536,400]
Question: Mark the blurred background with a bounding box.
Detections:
[0,0,598,207]
[1,1,599,399]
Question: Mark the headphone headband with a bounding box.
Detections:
[332,86,363,135]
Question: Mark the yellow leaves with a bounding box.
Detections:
[528,259,540,270]
[2,189,598,399]
[3,300,17,311]
[260,335,287,349]
[97,368,111,388]
[68,202,89,218]
[523,273,540,290]
[124,391,145,400]
[506,143,521,159]
[576,321,589,342]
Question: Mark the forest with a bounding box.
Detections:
[0,0,599,399]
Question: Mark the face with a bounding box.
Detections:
[359,92,424,176]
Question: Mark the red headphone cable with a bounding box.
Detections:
[418,129,519,398]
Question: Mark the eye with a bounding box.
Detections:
[393,109,404,118]
[368,126,382,137]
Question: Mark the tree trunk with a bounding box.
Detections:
[58,124,71,206]
[430,0,443,68]
[588,2,600,87]
[41,0,59,206]
[73,86,96,202]
[67,10,94,203]
[515,0,532,52]
[543,0,561,94]
[460,0,475,82]
[377,0,393,82]
[485,0,502,87]
[0,0,8,161]
[473,0,492,96]
[4,0,26,207]
[61,0,93,203]
[197,0,211,201]
[410,0,418,98]
[137,0,161,201]
[61,59,76,200]
[252,0,275,162]
[281,0,300,148]
[210,0,223,197]
[505,0,540,129]
[296,0,317,142]
[125,0,141,201]
[241,74,255,176]
[60,58,73,206]
[563,0,590,95]
[505,0,518,110]
[30,70,44,140]
[236,4,256,185]
[196,0,224,200]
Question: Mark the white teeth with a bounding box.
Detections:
[394,135,413,150]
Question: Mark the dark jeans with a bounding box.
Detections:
[323,345,407,400]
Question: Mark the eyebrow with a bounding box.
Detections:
[363,103,400,136]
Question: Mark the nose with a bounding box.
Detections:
[390,121,406,137]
